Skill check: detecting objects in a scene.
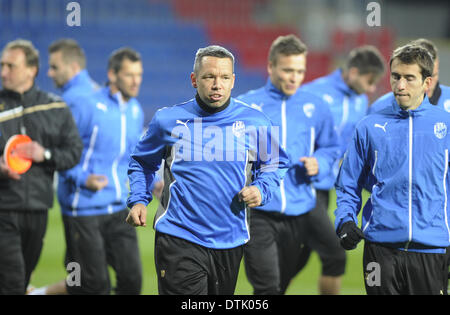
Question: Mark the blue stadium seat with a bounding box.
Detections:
[0,0,265,124]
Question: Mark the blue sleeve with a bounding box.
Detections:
[127,112,166,208]
[58,96,95,188]
[251,121,290,206]
[334,125,368,232]
[311,103,341,182]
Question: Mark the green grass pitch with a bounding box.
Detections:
[30,190,368,295]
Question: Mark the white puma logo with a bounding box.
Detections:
[250,103,264,111]
[176,119,190,128]
[96,102,107,112]
[374,122,388,132]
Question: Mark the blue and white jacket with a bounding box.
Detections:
[127,96,289,249]
[335,93,450,253]
[301,69,369,190]
[58,86,144,216]
[238,79,340,216]
[369,83,450,114]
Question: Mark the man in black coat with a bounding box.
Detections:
[0,39,82,295]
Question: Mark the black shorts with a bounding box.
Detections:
[154,232,243,295]
[0,210,48,295]
[363,241,448,295]
[63,209,142,295]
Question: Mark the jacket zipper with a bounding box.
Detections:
[111,107,126,209]
[405,113,413,250]
[309,126,316,198]
[71,125,99,215]
[280,98,287,213]
[444,149,450,242]
[338,96,349,136]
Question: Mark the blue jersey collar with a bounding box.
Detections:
[264,78,299,100]
[391,94,433,116]
[102,86,135,109]
[329,69,359,97]
[62,69,91,93]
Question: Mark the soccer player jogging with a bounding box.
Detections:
[335,43,450,295]
[237,35,340,295]
[299,45,386,293]
[0,39,82,294]
[126,45,289,295]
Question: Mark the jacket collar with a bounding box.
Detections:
[1,84,39,104]
[264,78,297,100]
[192,94,234,116]
[102,86,134,109]
[62,69,91,93]
[428,81,441,105]
[329,69,359,97]
[391,94,433,117]
[195,93,231,114]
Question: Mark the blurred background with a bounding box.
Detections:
[1,0,449,295]
[1,0,449,125]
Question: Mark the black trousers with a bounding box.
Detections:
[63,209,142,295]
[0,210,48,295]
[304,189,346,276]
[244,210,308,295]
[363,241,448,295]
[154,232,243,295]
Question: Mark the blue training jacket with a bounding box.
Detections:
[369,84,450,115]
[58,86,144,216]
[237,79,340,216]
[335,93,450,253]
[127,96,289,249]
[301,69,369,190]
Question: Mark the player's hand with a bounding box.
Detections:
[126,203,147,227]
[338,221,364,250]
[85,174,108,191]
[299,156,319,176]
[239,186,262,208]
[0,155,21,180]
[14,141,45,163]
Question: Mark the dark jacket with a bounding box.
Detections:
[0,85,82,211]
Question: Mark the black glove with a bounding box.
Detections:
[338,221,364,250]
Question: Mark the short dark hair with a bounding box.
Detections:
[193,45,235,74]
[108,47,142,73]
[344,45,385,76]
[49,38,86,69]
[268,34,307,65]
[389,44,434,81]
[409,38,438,61]
[3,39,39,75]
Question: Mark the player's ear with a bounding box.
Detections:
[190,72,197,88]
[423,75,432,91]
[107,69,116,85]
[348,67,360,81]
[267,61,273,77]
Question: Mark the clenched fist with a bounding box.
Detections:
[238,186,262,208]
